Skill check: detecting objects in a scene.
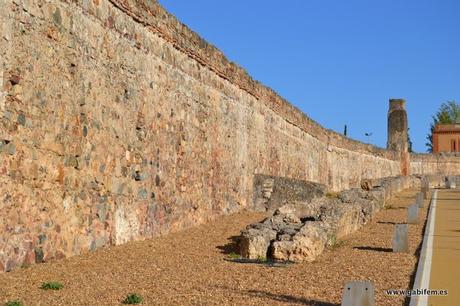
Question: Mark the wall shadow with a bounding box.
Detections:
[223,258,293,268]
[233,288,340,306]
[216,235,240,254]
[353,246,393,253]
[377,221,405,225]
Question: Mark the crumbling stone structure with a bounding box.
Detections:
[240,174,454,262]
[387,99,410,175]
[1,0,460,271]
[387,99,409,152]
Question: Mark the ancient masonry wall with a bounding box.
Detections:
[410,153,460,175]
[0,0,459,270]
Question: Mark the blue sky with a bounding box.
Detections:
[158,0,460,152]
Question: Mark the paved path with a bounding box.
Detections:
[428,189,460,306]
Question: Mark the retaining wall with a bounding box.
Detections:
[0,0,459,271]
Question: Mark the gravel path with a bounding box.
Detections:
[0,188,426,305]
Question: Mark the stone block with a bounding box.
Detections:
[271,222,328,262]
[239,227,276,260]
[422,190,430,200]
[341,280,375,306]
[416,192,424,208]
[407,204,419,224]
[392,224,409,253]
[446,176,456,189]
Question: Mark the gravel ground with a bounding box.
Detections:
[0,188,427,306]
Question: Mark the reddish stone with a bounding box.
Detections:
[10,74,20,85]
[55,251,66,260]
[57,165,65,185]
[23,250,36,266]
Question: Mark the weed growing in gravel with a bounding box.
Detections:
[122,294,143,304]
[40,281,64,290]
[228,252,241,259]
[5,300,23,306]
[329,239,345,250]
[257,256,268,263]
[327,233,337,247]
[325,191,339,198]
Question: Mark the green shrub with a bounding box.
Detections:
[122,294,143,304]
[40,281,64,290]
[5,300,24,306]
[227,252,241,259]
[257,256,268,263]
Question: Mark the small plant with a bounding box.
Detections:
[257,256,268,263]
[327,233,345,249]
[40,281,64,290]
[122,294,143,304]
[325,192,339,198]
[329,239,345,250]
[228,252,241,259]
[5,300,24,306]
[385,204,396,210]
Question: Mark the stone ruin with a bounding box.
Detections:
[239,174,455,262]
[240,186,384,262]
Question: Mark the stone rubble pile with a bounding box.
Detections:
[239,187,385,262]
[239,174,458,263]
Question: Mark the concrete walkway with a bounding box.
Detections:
[428,189,460,306]
[413,189,460,306]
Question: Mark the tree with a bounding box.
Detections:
[408,128,413,153]
[426,101,460,152]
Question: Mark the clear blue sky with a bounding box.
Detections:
[158,0,460,153]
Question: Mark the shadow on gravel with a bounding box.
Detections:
[223,258,294,268]
[216,235,240,254]
[384,207,407,210]
[377,221,405,225]
[244,289,340,306]
[353,246,393,253]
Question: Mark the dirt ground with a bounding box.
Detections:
[0,188,427,305]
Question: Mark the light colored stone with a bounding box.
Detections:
[408,204,419,224]
[447,176,456,189]
[341,281,375,306]
[393,224,409,253]
[271,222,327,262]
[416,192,424,208]
[114,205,140,245]
[239,227,276,260]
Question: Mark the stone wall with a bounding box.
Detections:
[410,153,460,175]
[0,0,458,271]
